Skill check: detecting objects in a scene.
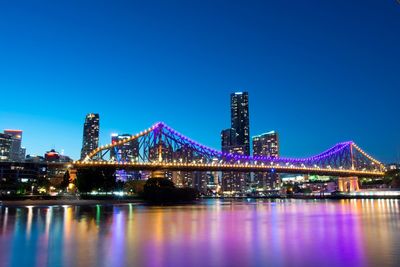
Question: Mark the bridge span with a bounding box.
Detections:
[73,122,385,178]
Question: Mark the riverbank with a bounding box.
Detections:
[0,198,144,207]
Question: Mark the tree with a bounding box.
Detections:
[143,178,198,202]
[60,170,71,191]
[76,167,117,193]
[386,169,400,188]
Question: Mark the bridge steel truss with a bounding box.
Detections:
[75,122,385,177]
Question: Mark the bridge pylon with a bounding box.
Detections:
[337,177,359,192]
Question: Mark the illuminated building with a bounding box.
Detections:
[0,133,12,161]
[230,92,250,155]
[110,133,140,181]
[80,113,99,160]
[149,142,173,179]
[44,149,73,187]
[221,92,250,194]
[4,130,25,161]
[221,128,236,153]
[110,133,139,162]
[387,163,399,170]
[253,131,280,188]
[173,146,194,187]
[253,131,279,158]
[221,145,246,194]
[171,145,208,193]
[221,129,247,193]
[211,158,220,186]
[220,92,251,194]
[193,171,208,194]
[44,149,72,163]
[0,161,48,192]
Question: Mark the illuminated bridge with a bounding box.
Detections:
[73,122,385,178]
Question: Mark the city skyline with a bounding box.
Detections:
[1,2,400,267]
[0,1,399,163]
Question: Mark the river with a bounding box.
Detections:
[0,199,399,267]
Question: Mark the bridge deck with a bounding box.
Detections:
[73,162,384,178]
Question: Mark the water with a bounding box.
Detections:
[0,199,399,267]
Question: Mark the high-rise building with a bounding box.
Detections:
[221,128,247,194]
[4,130,24,161]
[0,133,12,161]
[193,171,208,194]
[221,128,236,153]
[220,92,251,194]
[173,146,194,187]
[230,92,250,155]
[253,131,279,158]
[253,131,280,189]
[80,113,100,160]
[110,133,139,162]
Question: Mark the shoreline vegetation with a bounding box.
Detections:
[2,169,398,206]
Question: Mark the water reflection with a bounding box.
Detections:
[0,199,399,267]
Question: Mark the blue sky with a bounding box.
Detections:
[0,0,399,162]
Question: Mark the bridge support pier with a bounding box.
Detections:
[337,177,359,192]
[151,170,165,179]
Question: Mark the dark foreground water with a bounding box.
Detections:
[0,199,399,267]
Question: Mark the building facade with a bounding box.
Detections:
[4,130,25,161]
[221,128,237,153]
[230,92,250,155]
[0,133,12,161]
[110,133,141,181]
[0,161,47,194]
[220,92,250,194]
[80,113,100,160]
[221,128,247,194]
[252,131,280,189]
[110,133,139,162]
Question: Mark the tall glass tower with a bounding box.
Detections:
[220,92,250,194]
[230,92,250,155]
[80,113,100,160]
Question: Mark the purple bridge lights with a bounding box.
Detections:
[73,122,385,178]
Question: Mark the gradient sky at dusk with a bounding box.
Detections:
[0,0,399,162]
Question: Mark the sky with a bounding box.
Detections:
[0,0,399,163]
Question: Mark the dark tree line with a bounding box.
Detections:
[76,168,117,192]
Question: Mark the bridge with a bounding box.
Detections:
[73,122,385,178]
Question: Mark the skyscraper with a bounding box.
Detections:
[80,113,100,160]
[252,131,280,189]
[220,92,250,194]
[221,128,236,153]
[230,92,250,155]
[4,130,24,161]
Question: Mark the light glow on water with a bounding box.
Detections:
[0,199,399,267]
